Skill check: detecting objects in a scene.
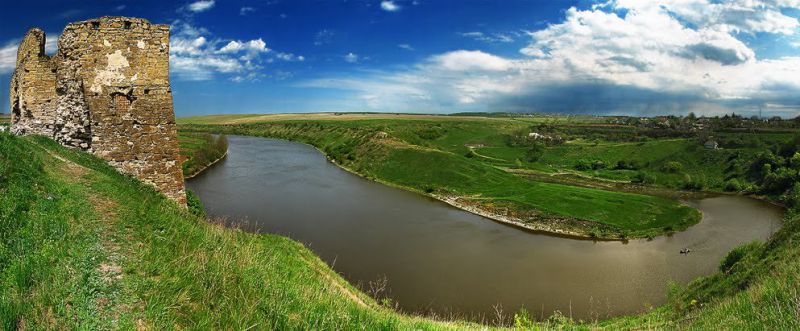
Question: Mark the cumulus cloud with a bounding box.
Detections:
[302,1,800,116]
[169,22,264,81]
[169,20,303,82]
[0,33,59,74]
[398,43,414,51]
[381,1,400,12]
[188,0,215,12]
[218,39,270,55]
[0,41,17,74]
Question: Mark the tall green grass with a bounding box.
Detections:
[0,133,475,329]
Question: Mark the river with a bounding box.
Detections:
[187,135,784,321]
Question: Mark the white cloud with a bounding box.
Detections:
[398,43,414,51]
[0,41,17,74]
[276,52,305,61]
[460,31,515,43]
[381,0,400,12]
[169,22,267,81]
[432,50,512,71]
[240,6,256,15]
[303,2,800,116]
[0,33,59,74]
[188,0,215,12]
[218,39,270,54]
[344,52,359,63]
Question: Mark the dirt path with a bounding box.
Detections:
[41,146,145,329]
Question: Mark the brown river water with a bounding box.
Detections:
[186,135,784,321]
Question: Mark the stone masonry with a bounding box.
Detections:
[10,17,186,206]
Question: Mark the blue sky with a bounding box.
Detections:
[2,0,800,117]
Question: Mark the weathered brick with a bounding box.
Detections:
[9,17,186,206]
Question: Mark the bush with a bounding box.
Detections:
[661,161,684,173]
[182,133,229,176]
[614,160,640,170]
[723,179,742,192]
[186,189,206,217]
[719,242,761,273]
[524,143,545,162]
[632,171,656,184]
[591,160,607,170]
[464,150,476,158]
[574,159,592,171]
[682,174,705,190]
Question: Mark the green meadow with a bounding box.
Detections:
[179,115,718,238]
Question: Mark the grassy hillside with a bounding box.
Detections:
[2,130,799,329]
[0,133,475,329]
[179,117,702,239]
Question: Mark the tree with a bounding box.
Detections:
[524,143,545,162]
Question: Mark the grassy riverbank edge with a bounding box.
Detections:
[179,126,700,240]
[183,151,227,179]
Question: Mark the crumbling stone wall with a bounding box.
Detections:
[9,29,58,137]
[10,17,186,206]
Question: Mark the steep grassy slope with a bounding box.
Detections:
[0,133,474,329]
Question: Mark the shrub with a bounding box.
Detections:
[186,189,206,217]
[574,159,592,171]
[719,242,761,273]
[614,160,640,170]
[661,161,684,173]
[682,174,705,190]
[465,150,476,158]
[632,171,656,184]
[524,143,545,162]
[591,160,607,170]
[723,179,742,192]
[182,133,229,176]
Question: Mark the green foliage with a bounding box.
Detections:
[524,143,545,162]
[682,174,705,191]
[186,189,205,217]
[613,159,640,170]
[661,161,684,173]
[723,179,742,192]
[180,133,228,177]
[632,171,656,184]
[719,242,762,273]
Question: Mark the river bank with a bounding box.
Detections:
[184,151,227,179]
[185,135,786,323]
[180,121,704,239]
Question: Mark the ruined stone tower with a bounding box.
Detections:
[10,17,186,206]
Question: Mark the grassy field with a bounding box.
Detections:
[3,129,799,329]
[180,114,709,239]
